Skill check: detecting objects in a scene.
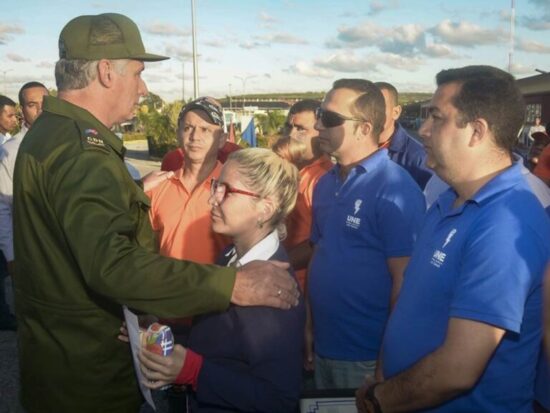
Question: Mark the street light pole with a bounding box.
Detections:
[1,69,12,95]
[234,75,256,110]
[191,0,199,99]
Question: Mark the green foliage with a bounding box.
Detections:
[137,99,183,157]
[122,132,146,142]
[254,111,286,137]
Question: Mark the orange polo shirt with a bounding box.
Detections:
[285,155,333,291]
[147,162,229,264]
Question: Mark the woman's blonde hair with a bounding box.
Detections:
[228,148,299,239]
[272,136,306,168]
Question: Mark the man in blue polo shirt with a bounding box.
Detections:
[356,65,550,413]
[307,78,425,389]
[375,82,432,190]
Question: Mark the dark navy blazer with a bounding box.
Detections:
[187,245,305,412]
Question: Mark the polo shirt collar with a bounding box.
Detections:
[43,96,124,156]
[333,148,389,177]
[388,123,408,153]
[173,160,222,188]
[436,158,523,216]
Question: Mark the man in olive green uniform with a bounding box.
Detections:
[13,13,298,413]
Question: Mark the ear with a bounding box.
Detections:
[392,104,402,121]
[257,198,277,225]
[359,121,373,138]
[469,118,489,147]
[96,59,115,88]
[218,131,228,150]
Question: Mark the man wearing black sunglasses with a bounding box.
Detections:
[307,78,426,390]
[375,82,433,190]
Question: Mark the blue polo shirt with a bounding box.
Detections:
[309,149,425,361]
[382,161,550,412]
[388,123,433,190]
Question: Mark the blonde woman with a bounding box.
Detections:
[140,148,305,412]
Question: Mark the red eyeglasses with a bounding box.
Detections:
[210,178,261,203]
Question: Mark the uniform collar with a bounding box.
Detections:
[43,96,124,156]
[436,158,523,215]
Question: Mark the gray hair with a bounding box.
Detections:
[55,58,130,91]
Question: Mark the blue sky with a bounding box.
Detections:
[3,0,550,102]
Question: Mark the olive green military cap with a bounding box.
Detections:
[59,13,169,62]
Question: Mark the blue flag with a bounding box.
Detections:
[241,117,256,147]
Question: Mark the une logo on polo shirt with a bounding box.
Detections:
[346,198,363,229]
[430,249,447,268]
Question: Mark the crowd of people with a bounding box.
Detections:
[0,11,550,413]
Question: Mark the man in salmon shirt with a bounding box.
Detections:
[283,99,333,292]
[147,97,229,264]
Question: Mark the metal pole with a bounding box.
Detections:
[191,0,199,98]
[1,70,12,95]
[229,83,232,110]
[509,0,515,73]
[182,60,185,103]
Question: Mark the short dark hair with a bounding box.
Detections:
[18,82,47,105]
[0,95,16,112]
[332,78,386,138]
[288,99,321,117]
[374,81,399,106]
[435,65,525,152]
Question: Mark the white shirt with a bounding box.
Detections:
[0,131,12,145]
[0,125,27,261]
[225,230,279,268]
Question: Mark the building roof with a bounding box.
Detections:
[516,72,550,95]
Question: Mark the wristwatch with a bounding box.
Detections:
[364,382,383,413]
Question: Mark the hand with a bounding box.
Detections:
[232,260,299,309]
[139,344,187,389]
[355,376,377,413]
[142,170,174,192]
[117,322,145,344]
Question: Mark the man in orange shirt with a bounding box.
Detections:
[283,100,333,292]
[147,97,229,264]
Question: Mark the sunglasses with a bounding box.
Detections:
[210,178,261,203]
[315,107,364,128]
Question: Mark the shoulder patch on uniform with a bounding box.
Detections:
[80,127,109,153]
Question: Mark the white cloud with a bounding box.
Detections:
[331,22,425,56]
[259,11,277,23]
[0,23,24,45]
[422,43,457,58]
[368,0,399,16]
[516,39,550,53]
[143,22,190,37]
[6,53,29,62]
[315,51,378,73]
[285,62,333,78]
[521,17,550,31]
[164,44,193,60]
[430,19,507,47]
[239,41,269,49]
[37,61,54,68]
[258,33,308,45]
[510,62,535,75]
[376,53,423,70]
[203,39,225,48]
